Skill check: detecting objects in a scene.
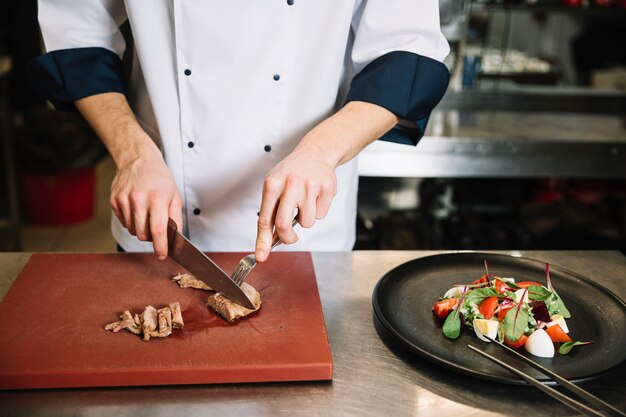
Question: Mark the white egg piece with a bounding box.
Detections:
[473,318,499,342]
[524,329,555,358]
[514,289,530,304]
[443,286,464,299]
[546,315,569,333]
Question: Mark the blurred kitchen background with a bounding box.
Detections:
[1,0,625,253]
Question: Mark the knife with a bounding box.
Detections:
[166,218,256,309]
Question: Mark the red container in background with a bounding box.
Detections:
[17,166,95,225]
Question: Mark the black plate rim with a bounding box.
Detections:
[372,252,626,385]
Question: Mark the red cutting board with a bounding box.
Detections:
[0,252,332,389]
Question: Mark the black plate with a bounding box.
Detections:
[372,253,626,385]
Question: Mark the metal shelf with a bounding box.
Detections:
[359,135,625,178]
[445,0,626,116]
[438,90,626,114]
[359,110,626,179]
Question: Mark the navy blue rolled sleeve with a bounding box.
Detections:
[27,47,126,112]
[345,51,450,146]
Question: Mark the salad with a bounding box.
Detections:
[432,262,592,358]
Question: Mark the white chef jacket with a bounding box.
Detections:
[31,0,450,252]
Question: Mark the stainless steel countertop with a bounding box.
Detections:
[1,250,625,417]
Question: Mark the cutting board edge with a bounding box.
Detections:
[0,361,333,389]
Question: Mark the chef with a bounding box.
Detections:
[28,0,450,262]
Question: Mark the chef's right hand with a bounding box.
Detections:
[74,93,182,259]
[109,139,183,260]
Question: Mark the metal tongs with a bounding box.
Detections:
[468,338,625,417]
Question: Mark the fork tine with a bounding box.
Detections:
[230,214,299,287]
[233,265,250,286]
[232,269,244,285]
[239,269,253,285]
[230,255,255,286]
[237,274,247,286]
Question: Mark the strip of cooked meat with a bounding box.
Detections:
[156,307,172,337]
[172,273,212,291]
[171,272,262,322]
[142,306,158,341]
[170,302,184,329]
[206,282,262,322]
[105,303,183,341]
[104,310,141,335]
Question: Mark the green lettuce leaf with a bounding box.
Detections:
[551,288,571,319]
[528,285,552,301]
[559,341,593,354]
[503,304,529,342]
[464,287,498,306]
[443,307,462,339]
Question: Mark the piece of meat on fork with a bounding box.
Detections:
[206,282,261,322]
[171,273,262,322]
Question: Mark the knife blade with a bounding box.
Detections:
[166,218,256,309]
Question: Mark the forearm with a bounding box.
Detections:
[75,92,160,168]
[75,92,182,257]
[255,101,398,260]
[293,100,399,168]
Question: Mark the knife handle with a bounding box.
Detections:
[167,218,179,249]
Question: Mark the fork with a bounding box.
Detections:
[231,214,299,286]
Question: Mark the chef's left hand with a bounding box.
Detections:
[255,141,337,262]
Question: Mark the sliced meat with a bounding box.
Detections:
[104,310,141,335]
[170,302,184,329]
[206,282,261,322]
[172,273,212,291]
[171,273,262,322]
[142,306,158,341]
[156,307,172,337]
[105,303,183,341]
